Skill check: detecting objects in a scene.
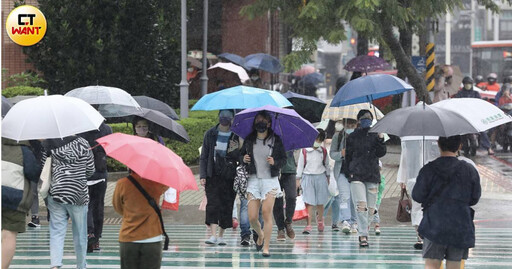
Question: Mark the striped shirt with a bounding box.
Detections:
[215,131,231,158]
[45,137,95,206]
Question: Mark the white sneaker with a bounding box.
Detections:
[205,236,217,245]
[217,237,227,246]
[341,221,351,234]
[350,223,358,233]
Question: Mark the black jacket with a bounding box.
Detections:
[413,157,481,249]
[343,127,386,183]
[240,132,287,178]
[454,88,481,99]
[78,122,113,181]
[199,125,241,179]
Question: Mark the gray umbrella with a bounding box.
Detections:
[370,103,482,137]
[7,95,37,104]
[2,96,12,117]
[134,108,189,143]
[133,96,179,120]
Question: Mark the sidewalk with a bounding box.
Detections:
[34,145,512,227]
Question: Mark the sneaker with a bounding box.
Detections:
[317,220,325,232]
[241,235,250,246]
[232,218,239,230]
[217,237,227,246]
[277,229,286,241]
[27,215,40,228]
[341,221,351,234]
[302,225,312,235]
[285,223,295,239]
[205,236,217,245]
[332,224,340,232]
[350,223,358,233]
[375,225,381,236]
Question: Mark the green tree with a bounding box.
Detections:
[241,0,509,103]
[22,0,182,107]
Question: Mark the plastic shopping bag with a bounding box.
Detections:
[162,187,180,211]
[328,174,339,196]
[293,195,309,221]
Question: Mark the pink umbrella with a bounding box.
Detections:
[293,65,315,77]
[97,133,198,191]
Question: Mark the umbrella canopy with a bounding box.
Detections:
[431,98,512,131]
[134,108,190,143]
[218,53,245,67]
[322,100,384,121]
[191,85,292,111]
[369,102,511,137]
[2,95,104,141]
[2,96,12,117]
[331,74,414,107]
[244,53,283,74]
[282,91,326,123]
[7,95,37,104]
[187,56,202,69]
[133,96,179,120]
[231,105,319,151]
[299,72,325,88]
[65,85,142,117]
[343,55,391,73]
[208,62,250,83]
[294,65,315,77]
[97,133,198,191]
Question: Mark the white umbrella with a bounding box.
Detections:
[208,62,249,83]
[2,95,104,141]
[65,85,141,117]
[432,98,511,131]
[322,100,384,121]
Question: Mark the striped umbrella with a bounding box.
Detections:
[322,100,384,121]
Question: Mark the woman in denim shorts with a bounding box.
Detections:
[240,111,287,257]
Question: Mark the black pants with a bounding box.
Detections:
[87,180,107,238]
[273,173,297,230]
[120,241,162,269]
[205,175,236,229]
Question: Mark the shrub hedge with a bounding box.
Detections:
[2,86,45,98]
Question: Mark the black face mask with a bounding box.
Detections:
[254,122,268,133]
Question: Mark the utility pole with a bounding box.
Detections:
[200,0,208,96]
[180,0,189,118]
[445,12,452,65]
[425,18,436,101]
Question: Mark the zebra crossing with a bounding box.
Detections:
[11,225,512,268]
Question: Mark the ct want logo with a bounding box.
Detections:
[6,5,47,46]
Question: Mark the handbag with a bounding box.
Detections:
[328,175,339,197]
[161,187,179,211]
[233,164,248,197]
[39,157,52,199]
[396,188,412,222]
[293,195,309,221]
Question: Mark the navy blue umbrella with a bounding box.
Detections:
[331,74,413,107]
[244,53,283,74]
[300,72,324,88]
[2,96,12,117]
[218,53,245,67]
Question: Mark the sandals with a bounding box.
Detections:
[359,236,369,247]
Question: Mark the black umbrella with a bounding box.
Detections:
[135,108,189,143]
[133,96,179,120]
[2,96,12,117]
[281,91,327,123]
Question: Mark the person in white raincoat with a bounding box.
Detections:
[397,136,440,249]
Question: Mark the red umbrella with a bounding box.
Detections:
[97,133,198,191]
[293,65,315,77]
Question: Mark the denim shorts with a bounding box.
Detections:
[246,175,283,201]
[423,238,469,261]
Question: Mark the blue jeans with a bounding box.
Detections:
[239,197,263,238]
[350,181,378,237]
[48,196,88,269]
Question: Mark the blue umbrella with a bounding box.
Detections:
[191,85,293,111]
[231,105,319,151]
[244,53,283,74]
[331,74,413,107]
[299,72,325,88]
[2,96,12,117]
[218,53,245,67]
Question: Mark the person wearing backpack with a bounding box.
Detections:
[297,129,330,234]
[412,135,481,269]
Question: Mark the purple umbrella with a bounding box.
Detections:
[343,55,391,73]
[231,105,319,151]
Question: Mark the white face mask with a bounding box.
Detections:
[313,141,322,148]
[251,76,259,81]
[135,126,149,137]
[464,84,472,90]
[335,122,344,132]
[187,67,194,72]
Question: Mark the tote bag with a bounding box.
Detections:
[39,157,52,199]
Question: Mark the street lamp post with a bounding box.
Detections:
[180,0,189,118]
[200,0,208,96]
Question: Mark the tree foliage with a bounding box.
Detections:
[22,0,182,107]
[241,0,510,103]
